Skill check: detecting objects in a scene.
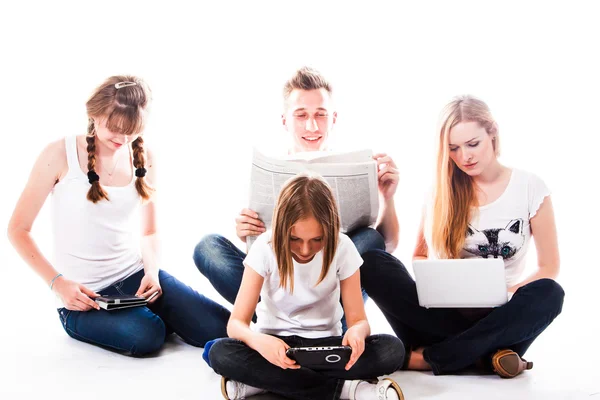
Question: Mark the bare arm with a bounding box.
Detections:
[374,153,400,252]
[508,196,560,292]
[413,210,429,261]
[7,141,65,285]
[7,139,99,310]
[340,269,370,370]
[227,265,299,370]
[136,149,163,303]
[139,149,159,276]
[340,270,370,335]
[227,266,263,342]
[376,197,400,253]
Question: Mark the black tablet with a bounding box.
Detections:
[95,294,146,304]
[286,346,351,370]
[94,293,157,310]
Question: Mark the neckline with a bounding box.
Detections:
[477,168,515,210]
[291,249,324,267]
[73,136,136,188]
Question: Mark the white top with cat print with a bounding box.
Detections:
[425,168,551,287]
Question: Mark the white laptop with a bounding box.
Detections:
[412,258,508,308]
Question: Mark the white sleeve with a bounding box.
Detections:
[527,172,551,219]
[243,233,272,277]
[336,234,364,281]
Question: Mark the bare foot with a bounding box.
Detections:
[407,347,432,371]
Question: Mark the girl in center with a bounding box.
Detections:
[208,174,405,400]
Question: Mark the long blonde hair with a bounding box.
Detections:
[271,174,340,293]
[431,95,499,258]
[85,75,153,203]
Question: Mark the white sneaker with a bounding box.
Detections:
[220,377,266,399]
[348,378,404,400]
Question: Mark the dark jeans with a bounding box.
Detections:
[208,334,404,400]
[57,269,230,356]
[360,250,565,375]
[193,227,385,327]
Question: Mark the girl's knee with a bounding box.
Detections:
[538,278,565,314]
[385,335,406,371]
[127,315,166,356]
[208,339,241,374]
[527,279,564,309]
[370,334,406,373]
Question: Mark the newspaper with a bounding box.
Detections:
[247,148,379,248]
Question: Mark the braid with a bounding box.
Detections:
[86,122,109,203]
[131,136,154,200]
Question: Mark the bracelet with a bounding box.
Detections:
[49,273,63,290]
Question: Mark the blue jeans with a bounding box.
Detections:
[193,227,385,327]
[57,269,230,356]
[359,250,565,375]
[208,334,404,400]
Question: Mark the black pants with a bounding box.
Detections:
[209,334,404,400]
[360,250,564,375]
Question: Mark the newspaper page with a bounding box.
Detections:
[247,149,379,248]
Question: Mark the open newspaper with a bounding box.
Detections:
[247,149,379,248]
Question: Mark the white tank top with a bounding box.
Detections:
[51,136,144,297]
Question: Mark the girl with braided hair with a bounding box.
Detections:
[7,75,230,356]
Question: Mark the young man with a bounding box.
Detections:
[193,67,400,309]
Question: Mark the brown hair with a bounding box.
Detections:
[431,95,499,258]
[283,66,333,104]
[85,75,153,203]
[271,174,340,293]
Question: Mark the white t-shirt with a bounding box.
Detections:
[244,231,363,338]
[425,168,551,287]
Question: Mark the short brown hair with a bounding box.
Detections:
[283,66,332,102]
[271,174,340,293]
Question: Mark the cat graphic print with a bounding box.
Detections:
[464,219,525,260]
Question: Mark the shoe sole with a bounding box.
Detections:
[379,378,405,400]
[492,349,533,378]
[220,376,229,399]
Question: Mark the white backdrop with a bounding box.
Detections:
[0,0,598,357]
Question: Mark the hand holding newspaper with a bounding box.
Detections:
[247,149,379,248]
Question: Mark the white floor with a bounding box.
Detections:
[1,271,598,400]
[3,184,598,399]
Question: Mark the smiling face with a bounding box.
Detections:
[448,121,497,177]
[282,88,337,153]
[289,215,325,264]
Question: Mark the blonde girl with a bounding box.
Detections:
[207,174,405,400]
[360,95,564,378]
